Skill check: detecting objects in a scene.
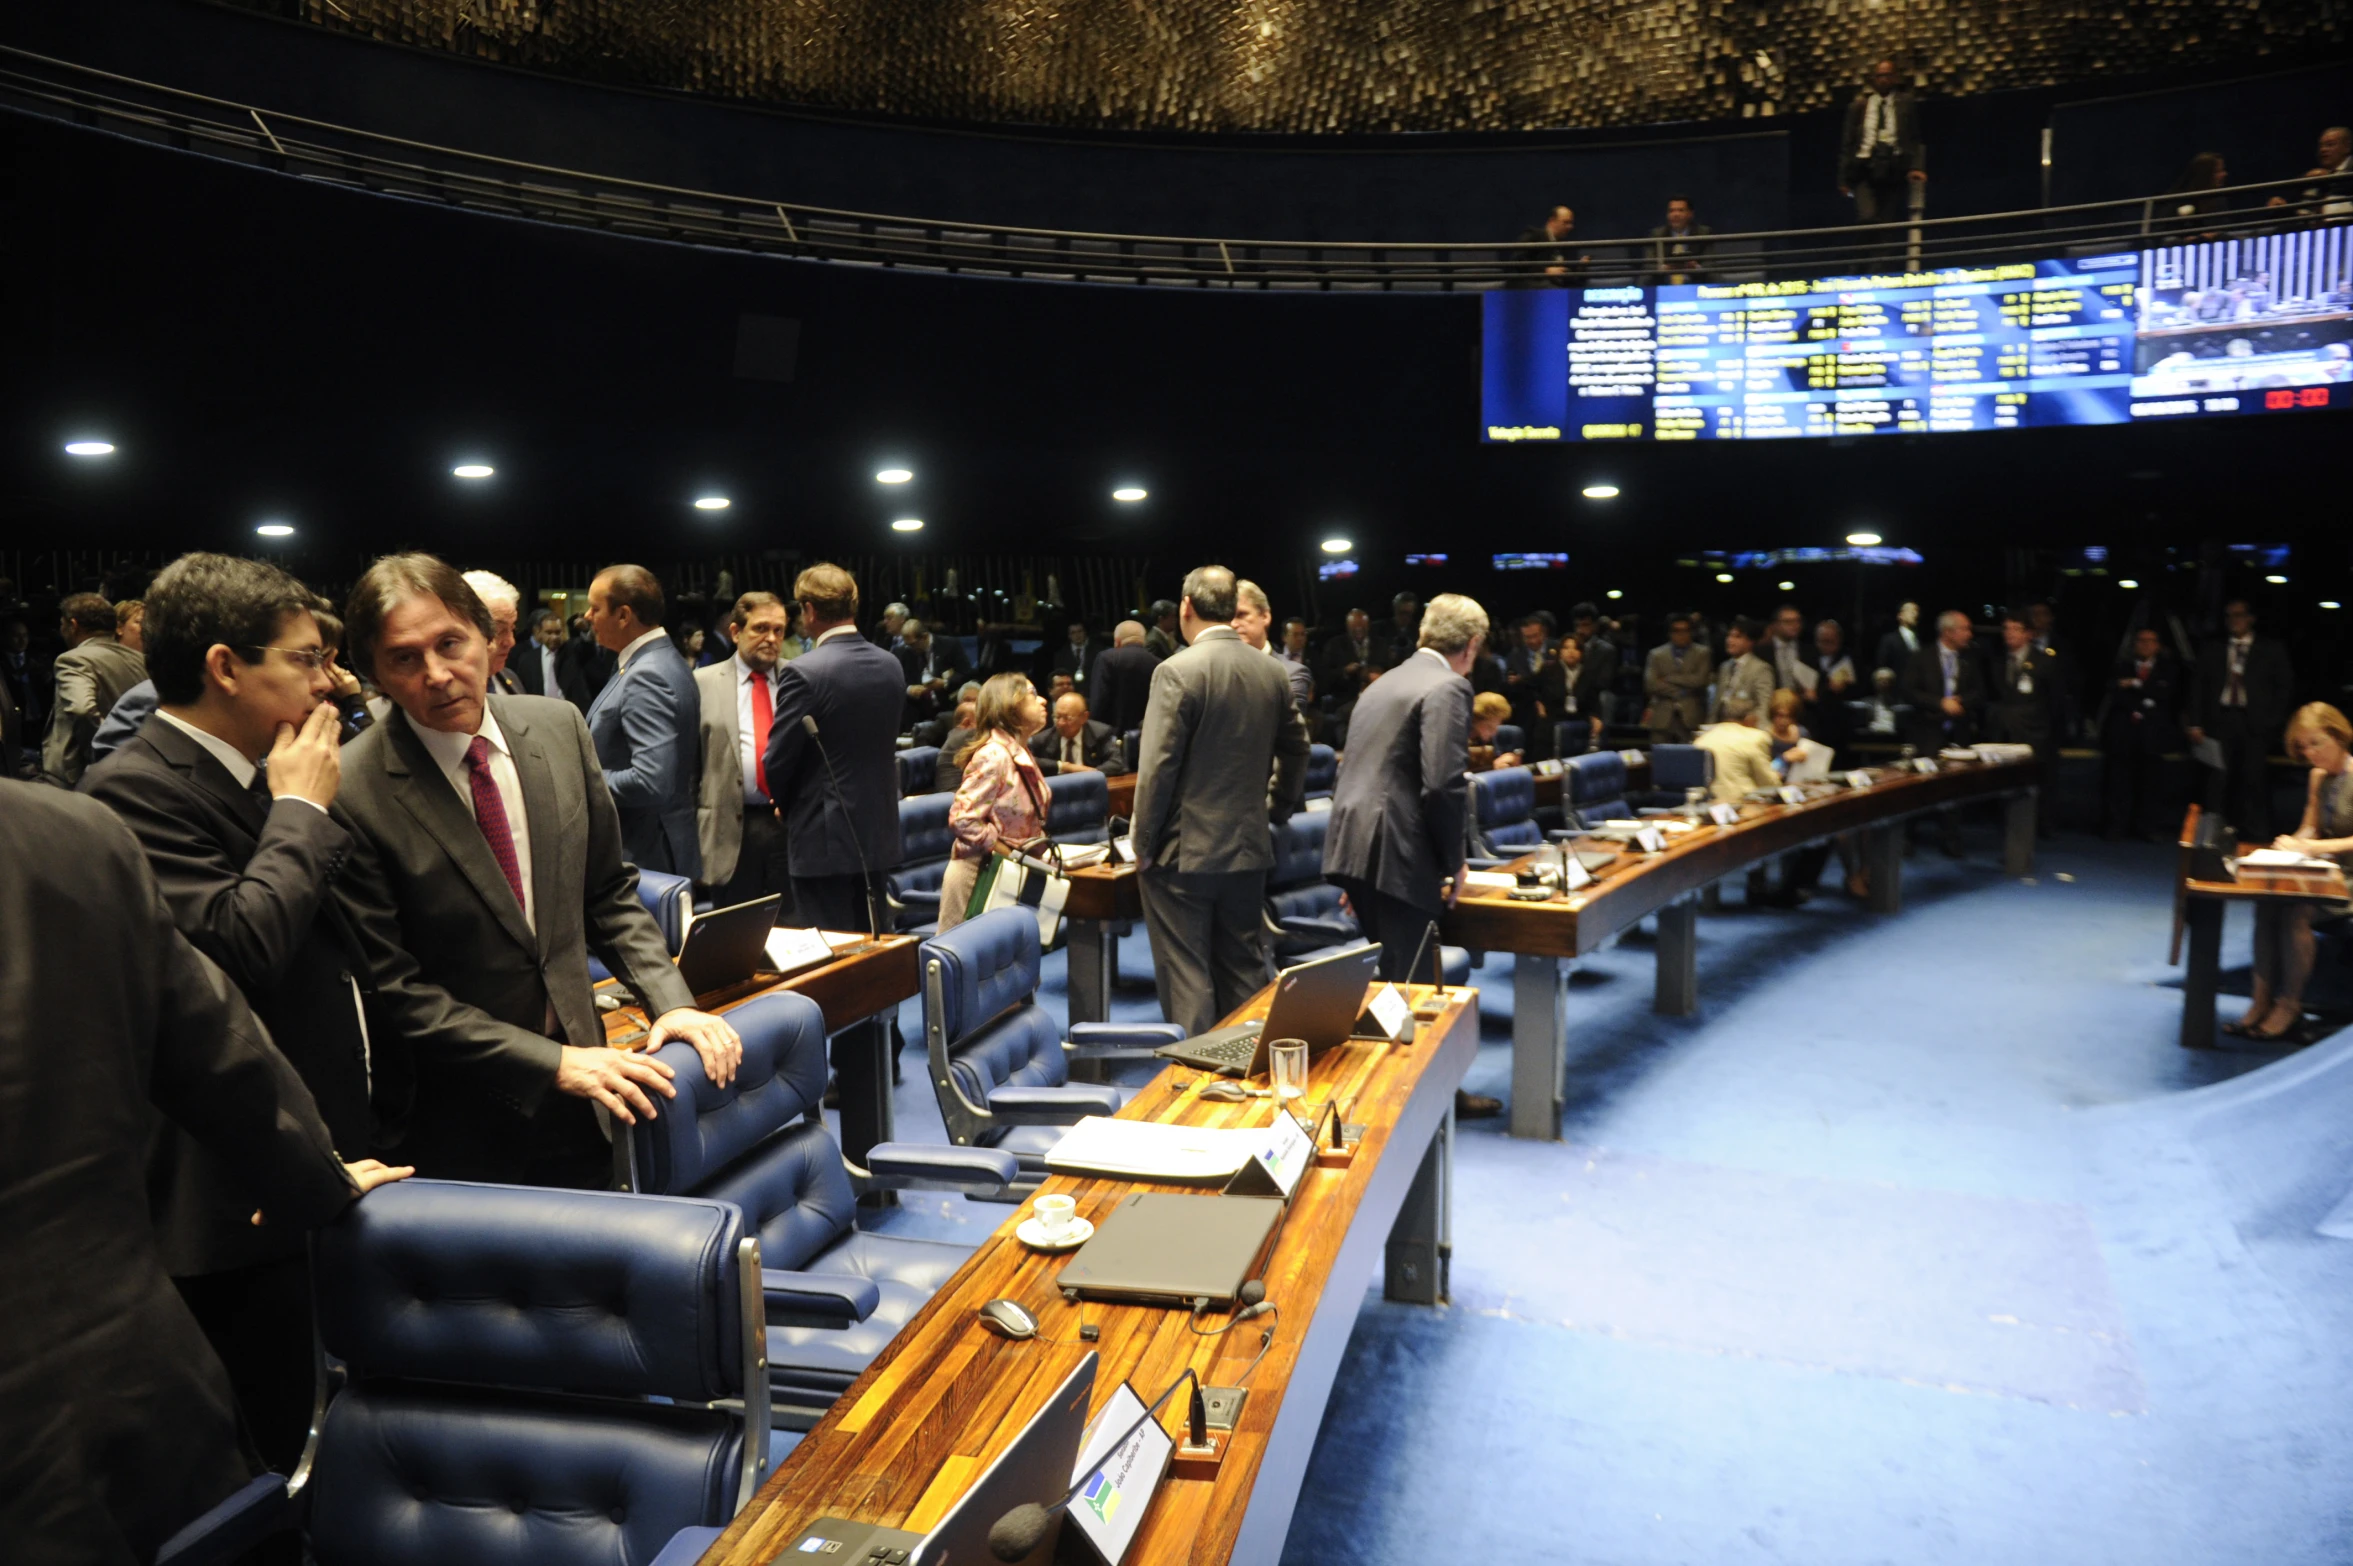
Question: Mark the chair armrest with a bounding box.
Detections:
[762,1268,881,1328]
[897,888,941,913]
[985,1083,1122,1123]
[1276,915,1360,944]
[156,1474,293,1566]
[1069,1021,1187,1050]
[1466,855,1514,871]
[650,1527,726,1566]
[861,1141,1020,1198]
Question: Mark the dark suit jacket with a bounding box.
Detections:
[1318,634,1378,702]
[896,639,972,726]
[335,696,694,1182]
[1321,650,1471,916]
[585,636,701,878]
[1875,625,1924,675]
[1837,89,1925,180]
[1647,222,1714,281]
[0,783,352,1565]
[557,632,614,709]
[762,630,907,878]
[1050,639,1100,690]
[2103,651,2184,754]
[1371,622,1423,671]
[80,717,382,1276]
[1132,627,1309,875]
[511,641,551,698]
[1899,642,1988,751]
[2190,635,2294,735]
[1030,718,1128,775]
[1089,643,1161,737]
[1984,644,2064,748]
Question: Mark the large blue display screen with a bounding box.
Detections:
[1482,224,2351,442]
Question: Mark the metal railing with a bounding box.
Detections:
[2,44,2340,291]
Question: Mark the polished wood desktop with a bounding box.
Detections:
[2172,805,2349,1050]
[1062,860,1143,1027]
[1444,756,2040,1139]
[696,979,1480,1566]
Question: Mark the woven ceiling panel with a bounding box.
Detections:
[233,0,2347,133]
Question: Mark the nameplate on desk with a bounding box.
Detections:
[1224,1108,1312,1200]
[1618,749,1646,766]
[763,927,837,976]
[1356,982,1416,1044]
[1846,769,1875,790]
[1532,758,1564,776]
[1912,757,1941,774]
[1777,786,1804,806]
[1707,802,1738,827]
[1633,826,1666,854]
[1559,852,1593,891]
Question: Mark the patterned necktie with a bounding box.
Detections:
[462,736,527,912]
[748,671,775,800]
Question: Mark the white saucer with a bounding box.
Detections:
[1017,1216,1094,1253]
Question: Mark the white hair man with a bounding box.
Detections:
[461,570,523,695]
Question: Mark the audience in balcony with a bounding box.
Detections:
[1649,195,1713,284]
[1838,59,1927,226]
[1513,203,1591,287]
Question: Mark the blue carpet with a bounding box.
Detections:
[850,829,2353,1564]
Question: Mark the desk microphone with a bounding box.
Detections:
[800,714,881,940]
[987,1368,1204,1562]
[1401,918,1440,989]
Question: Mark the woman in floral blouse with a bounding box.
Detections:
[938,672,1051,931]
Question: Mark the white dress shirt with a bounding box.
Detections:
[413,706,537,934]
[153,710,328,816]
[1857,91,1899,157]
[735,653,780,804]
[538,643,562,696]
[615,626,668,674]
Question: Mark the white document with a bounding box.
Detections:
[1463,870,1520,891]
[2235,849,2340,870]
[1782,741,1834,782]
[1044,1117,1259,1181]
[763,927,838,976]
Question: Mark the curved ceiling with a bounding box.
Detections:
[220,0,2347,135]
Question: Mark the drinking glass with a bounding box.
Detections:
[1267,1038,1310,1105]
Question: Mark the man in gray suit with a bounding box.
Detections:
[1643,612,1714,742]
[583,564,700,879]
[695,590,796,920]
[1711,615,1778,725]
[1320,593,1501,1118]
[42,591,147,787]
[1131,565,1311,1036]
[336,554,740,1187]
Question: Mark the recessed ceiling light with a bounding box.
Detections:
[1605,589,1623,600]
[2265,574,2288,584]
[693,496,730,511]
[1112,486,1148,503]
[1715,572,1735,583]
[64,440,115,457]
[255,522,295,538]
[452,463,494,479]
[1846,531,1881,546]
[1777,580,1795,591]
[891,517,924,532]
[1581,484,1619,499]
[2118,578,2140,589]
[1320,537,1352,554]
[875,468,913,484]
[2321,600,2342,610]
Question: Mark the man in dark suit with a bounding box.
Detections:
[1031,691,1127,775]
[78,553,386,1474]
[465,570,525,698]
[1838,59,1927,226]
[761,562,906,936]
[1899,609,1987,754]
[1500,615,1551,736]
[582,564,701,879]
[1875,601,1925,678]
[895,618,971,731]
[696,591,797,922]
[1984,610,2064,835]
[42,592,147,788]
[0,780,405,1566]
[336,554,739,1187]
[1649,194,1713,285]
[1372,593,1423,671]
[1321,593,1501,1119]
[1050,620,1100,694]
[1143,600,1181,661]
[558,613,614,711]
[514,607,566,699]
[1511,203,1590,287]
[2188,599,2295,840]
[1319,607,1379,709]
[1089,620,1160,738]
[1132,567,1310,1035]
[2102,626,2185,840]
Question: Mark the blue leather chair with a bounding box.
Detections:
[1262,813,1472,984]
[1562,749,1637,829]
[920,909,1184,1195]
[588,867,694,984]
[1043,768,1109,845]
[1552,721,1593,759]
[1635,743,1714,810]
[897,746,942,797]
[1304,743,1338,801]
[627,990,1019,1427]
[887,793,955,933]
[282,1180,768,1566]
[1494,724,1526,759]
[1469,766,1544,864]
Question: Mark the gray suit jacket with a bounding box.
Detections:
[1644,642,1714,739]
[1131,626,1310,876]
[693,657,766,887]
[43,633,146,786]
[585,636,701,879]
[1712,652,1777,724]
[335,695,693,1178]
[1320,649,1470,915]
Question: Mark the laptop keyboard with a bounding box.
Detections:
[1180,1026,1262,1065]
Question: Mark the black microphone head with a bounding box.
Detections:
[1188,1386,1209,1446]
[801,714,821,738]
[1237,1279,1266,1308]
[988,1503,1054,1562]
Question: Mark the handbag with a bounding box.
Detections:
[963,837,1074,948]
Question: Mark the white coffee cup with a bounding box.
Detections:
[1033,1193,1077,1239]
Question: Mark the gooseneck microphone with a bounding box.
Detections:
[1402,918,1440,989]
[800,714,881,940]
[987,1368,1203,1562]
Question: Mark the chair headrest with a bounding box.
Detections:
[1044,768,1107,833]
[635,869,693,951]
[314,1181,746,1403]
[1566,750,1629,804]
[1472,765,1536,825]
[631,990,828,1196]
[898,792,955,861]
[896,747,941,795]
[1648,744,1713,789]
[1268,811,1330,889]
[1305,744,1338,788]
[1494,725,1526,755]
[922,907,1042,1042]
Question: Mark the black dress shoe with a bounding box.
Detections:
[1454,1090,1503,1119]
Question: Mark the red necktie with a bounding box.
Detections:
[462,737,527,912]
[749,671,775,801]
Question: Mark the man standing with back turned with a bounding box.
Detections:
[1322,592,1502,1119]
[1132,565,1310,1036]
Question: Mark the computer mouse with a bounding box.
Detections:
[1198,1080,1253,1102]
[976,1298,1038,1340]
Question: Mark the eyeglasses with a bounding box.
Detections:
[239,644,335,672]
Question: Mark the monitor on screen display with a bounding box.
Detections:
[1494,552,1569,570]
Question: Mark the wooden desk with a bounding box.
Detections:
[1061,862,1143,1026]
[699,981,1480,1566]
[2175,819,2348,1050]
[1445,757,2040,1139]
[600,934,921,1166]
[1105,770,1137,820]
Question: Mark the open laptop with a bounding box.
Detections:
[778,1353,1098,1566]
[1154,944,1382,1076]
[1056,1192,1285,1308]
[673,893,781,998]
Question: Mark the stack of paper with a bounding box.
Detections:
[2234,849,2340,870]
[1044,1117,1262,1181]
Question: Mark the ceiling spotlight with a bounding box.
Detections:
[1846,531,1881,546]
[1605,589,1624,600]
[693,496,730,511]
[1715,572,1735,583]
[1581,484,1619,499]
[2118,578,2140,589]
[1112,486,1148,503]
[1777,580,1796,591]
[64,440,115,457]
[452,463,494,479]
[891,517,924,532]
[875,468,913,484]
[1320,537,1352,554]
[255,522,295,538]
[2265,574,2288,584]
[2321,601,2342,610]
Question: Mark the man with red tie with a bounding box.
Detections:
[333,553,741,1187]
[695,590,798,922]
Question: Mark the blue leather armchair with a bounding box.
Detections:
[1634,743,1714,810]
[1493,724,1526,759]
[920,909,1183,1195]
[1469,766,1545,865]
[1304,743,1338,801]
[1043,768,1109,845]
[628,990,1019,1427]
[887,793,955,933]
[1553,720,1594,760]
[589,866,694,984]
[1262,812,1471,984]
[1562,749,1637,830]
[897,746,942,797]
